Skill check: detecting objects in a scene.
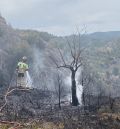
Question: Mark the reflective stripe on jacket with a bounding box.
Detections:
[17,62,28,73]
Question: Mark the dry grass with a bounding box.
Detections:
[0,121,64,129]
[100,112,120,121]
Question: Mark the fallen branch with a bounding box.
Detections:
[0,87,30,112]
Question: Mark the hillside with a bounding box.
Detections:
[0,15,120,95]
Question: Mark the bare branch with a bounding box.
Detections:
[49,55,59,68]
[58,47,66,65]
[75,63,82,72]
[75,47,85,69]
[65,37,76,62]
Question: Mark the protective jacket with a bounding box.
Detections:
[17,61,28,73]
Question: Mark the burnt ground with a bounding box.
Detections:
[0,87,120,129]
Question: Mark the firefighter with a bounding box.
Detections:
[16,56,29,87]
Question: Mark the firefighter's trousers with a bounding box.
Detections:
[17,73,27,87]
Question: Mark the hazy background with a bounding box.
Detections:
[0,0,120,35]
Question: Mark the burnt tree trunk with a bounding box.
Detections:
[71,70,79,106]
[58,82,61,109]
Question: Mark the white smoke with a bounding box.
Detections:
[22,47,43,89]
[76,68,83,105]
[65,75,72,102]
[33,48,45,73]
[32,47,56,90]
[32,47,45,89]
